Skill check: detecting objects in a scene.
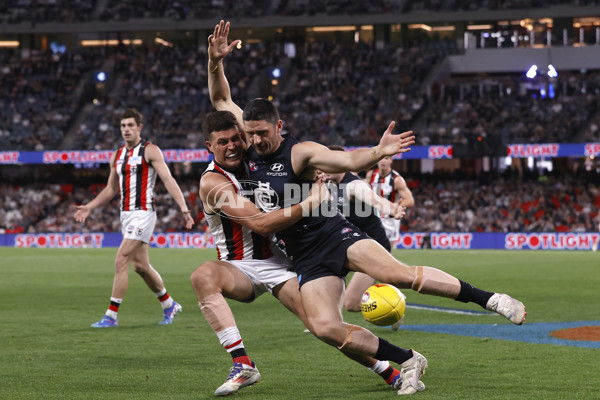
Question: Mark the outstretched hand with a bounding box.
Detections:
[391,203,407,220]
[74,205,90,223]
[208,20,240,62]
[376,121,415,158]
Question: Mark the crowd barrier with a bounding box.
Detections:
[2,232,598,250]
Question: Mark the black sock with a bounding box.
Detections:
[230,348,248,359]
[455,280,494,309]
[374,338,413,365]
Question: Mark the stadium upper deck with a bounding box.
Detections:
[1,1,599,151]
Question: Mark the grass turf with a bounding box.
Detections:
[0,248,599,399]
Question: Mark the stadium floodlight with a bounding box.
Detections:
[270,68,282,79]
[547,64,558,78]
[526,65,537,79]
[95,72,107,82]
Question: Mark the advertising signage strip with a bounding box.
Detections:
[0,149,214,165]
[3,232,599,250]
[1,143,599,165]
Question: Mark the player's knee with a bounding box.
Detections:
[190,261,220,289]
[308,318,344,346]
[342,299,361,312]
[114,255,129,271]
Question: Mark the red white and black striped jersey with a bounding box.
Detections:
[201,161,273,261]
[369,169,401,203]
[114,140,157,211]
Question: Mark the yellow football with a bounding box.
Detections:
[361,284,406,326]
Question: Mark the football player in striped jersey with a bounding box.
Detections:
[74,108,194,328]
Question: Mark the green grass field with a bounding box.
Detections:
[1,248,599,399]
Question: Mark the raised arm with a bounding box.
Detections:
[74,151,120,223]
[145,144,194,229]
[293,122,415,178]
[200,172,327,236]
[208,20,244,125]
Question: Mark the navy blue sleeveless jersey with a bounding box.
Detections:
[247,135,369,286]
[335,172,391,252]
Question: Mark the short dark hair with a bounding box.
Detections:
[120,108,143,125]
[203,111,240,140]
[327,144,346,152]
[243,98,280,124]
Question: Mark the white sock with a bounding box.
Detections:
[105,297,122,319]
[368,360,391,374]
[154,289,173,309]
[217,326,244,353]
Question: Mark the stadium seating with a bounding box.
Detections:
[3,39,598,150]
[415,71,600,147]
[2,171,598,234]
[0,48,105,151]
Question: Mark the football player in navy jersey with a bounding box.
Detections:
[208,20,526,395]
[74,108,194,328]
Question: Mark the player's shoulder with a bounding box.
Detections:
[142,142,164,161]
[200,168,234,192]
[143,141,160,152]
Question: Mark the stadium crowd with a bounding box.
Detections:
[2,0,597,25]
[2,171,598,235]
[2,41,599,152]
[406,171,600,233]
[69,42,273,151]
[0,48,105,151]
[400,0,599,13]
[0,0,96,25]
[0,180,205,235]
[416,71,600,146]
[277,40,457,146]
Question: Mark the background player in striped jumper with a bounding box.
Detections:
[74,108,194,328]
[365,156,414,250]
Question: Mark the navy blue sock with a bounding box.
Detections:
[455,280,494,309]
[374,338,413,365]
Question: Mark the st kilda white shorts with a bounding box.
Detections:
[229,251,296,298]
[381,217,401,242]
[120,210,157,244]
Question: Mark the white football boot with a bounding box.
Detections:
[486,293,526,325]
[214,362,261,396]
[397,350,428,395]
